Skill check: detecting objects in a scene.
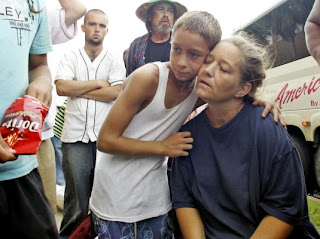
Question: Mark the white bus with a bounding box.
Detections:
[236,0,320,193]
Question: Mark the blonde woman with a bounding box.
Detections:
[170,33,319,239]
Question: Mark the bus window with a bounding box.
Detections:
[238,0,314,68]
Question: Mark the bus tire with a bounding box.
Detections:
[291,134,313,191]
[314,147,320,190]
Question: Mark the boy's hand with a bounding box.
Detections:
[0,133,17,163]
[161,131,193,157]
[252,100,287,129]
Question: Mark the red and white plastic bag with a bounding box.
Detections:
[0,95,48,155]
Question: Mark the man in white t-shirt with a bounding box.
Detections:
[37,0,86,213]
[55,9,126,238]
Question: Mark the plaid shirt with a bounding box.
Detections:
[126,33,150,76]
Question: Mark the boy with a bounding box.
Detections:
[90,11,220,238]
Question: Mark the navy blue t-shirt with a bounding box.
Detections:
[144,38,171,64]
[170,103,312,238]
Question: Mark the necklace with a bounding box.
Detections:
[177,79,195,89]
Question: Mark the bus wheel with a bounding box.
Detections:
[291,134,313,191]
[315,147,320,190]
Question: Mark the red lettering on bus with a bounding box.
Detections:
[275,77,320,109]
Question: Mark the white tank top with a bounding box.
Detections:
[90,62,198,222]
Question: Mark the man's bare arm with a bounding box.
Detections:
[176,208,205,239]
[81,84,122,102]
[58,0,86,27]
[305,0,320,65]
[27,54,52,107]
[2,54,51,163]
[55,79,107,97]
[251,215,293,239]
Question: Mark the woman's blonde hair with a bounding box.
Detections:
[223,32,275,102]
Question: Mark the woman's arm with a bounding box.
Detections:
[251,215,293,239]
[176,208,206,239]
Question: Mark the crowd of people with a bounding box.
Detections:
[1,0,320,238]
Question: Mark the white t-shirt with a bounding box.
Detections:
[55,48,125,143]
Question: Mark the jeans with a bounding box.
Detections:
[51,136,65,186]
[59,141,96,239]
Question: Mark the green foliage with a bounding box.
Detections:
[308,197,320,232]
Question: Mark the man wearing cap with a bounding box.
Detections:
[126,0,187,76]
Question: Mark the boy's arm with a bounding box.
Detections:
[193,98,285,126]
[176,208,206,239]
[252,100,286,127]
[305,0,320,65]
[251,215,293,239]
[97,64,193,157]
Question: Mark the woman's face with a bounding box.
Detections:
[196,41,245,104]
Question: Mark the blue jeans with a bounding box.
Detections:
[59,141,96,239]
[51,136,65,186]
[92,212,173,239]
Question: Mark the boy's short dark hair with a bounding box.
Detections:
[172,11,222,50]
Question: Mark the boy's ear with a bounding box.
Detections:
[235,82,252,98]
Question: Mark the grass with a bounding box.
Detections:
[308,197,320,231]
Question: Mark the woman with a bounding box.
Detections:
[170,33,319,238]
